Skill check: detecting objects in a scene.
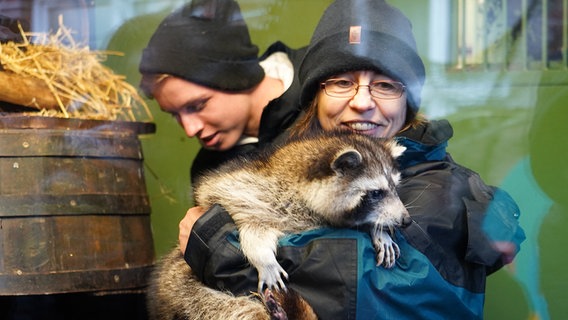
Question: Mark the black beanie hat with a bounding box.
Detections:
[139,0,264,91]
[299,0,425,113]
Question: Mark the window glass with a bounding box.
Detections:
[0,1,565,319]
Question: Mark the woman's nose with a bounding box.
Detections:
[178,113,204,137]
[349,85,376,112]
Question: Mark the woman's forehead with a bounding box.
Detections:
[328,70,393,80]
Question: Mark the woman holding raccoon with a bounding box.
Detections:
[149,0,525,319]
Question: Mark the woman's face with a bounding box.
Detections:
[153,76,252,151]
[316,71,407,138]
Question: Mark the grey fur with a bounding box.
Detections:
[147,132,410,319]
[147,249,270,320]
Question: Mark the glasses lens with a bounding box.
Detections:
[324,79,355,97]
[370,81,404,99]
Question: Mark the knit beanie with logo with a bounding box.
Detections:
[139,0,264,92]
[299,0,425,113]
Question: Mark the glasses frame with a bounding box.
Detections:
[320,79,406,99]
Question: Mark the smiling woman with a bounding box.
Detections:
[314,71,408,138]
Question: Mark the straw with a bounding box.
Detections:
[0,16,152,121]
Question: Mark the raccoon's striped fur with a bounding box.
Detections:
[148,131,410,319]
[147,249,270,320]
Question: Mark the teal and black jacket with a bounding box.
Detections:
[186,120,526,319]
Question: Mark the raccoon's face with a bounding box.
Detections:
[299,137,410,229]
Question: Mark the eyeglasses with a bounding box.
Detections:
[320,79,406,99]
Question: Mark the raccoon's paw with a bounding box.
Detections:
[257,262,289,293]
[373,230,400,268]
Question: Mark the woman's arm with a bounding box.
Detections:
[178,206,206,255]
[184,204,259,294]
[181,204,360,319]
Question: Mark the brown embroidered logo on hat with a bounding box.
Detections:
[349,26,361,44]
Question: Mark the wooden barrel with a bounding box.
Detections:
[0,116,156,295]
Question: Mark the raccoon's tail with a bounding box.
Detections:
[147,249,269,320]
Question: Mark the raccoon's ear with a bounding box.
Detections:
[386,141,406,159]
[331,148,362,173]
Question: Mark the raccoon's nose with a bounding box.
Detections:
[401,215,412,227]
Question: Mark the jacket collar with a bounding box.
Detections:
[394,119,453,168]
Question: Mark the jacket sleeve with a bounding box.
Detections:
[184,204,259,294]
[462,170,526,273]
[397,158,525,292]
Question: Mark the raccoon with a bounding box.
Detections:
[193,131,410,292]
[147,131,411,320]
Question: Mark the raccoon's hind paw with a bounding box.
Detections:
[373,230,400,268]
[262,288,319,320]
[258,262,289,293]
[262,288,289,320]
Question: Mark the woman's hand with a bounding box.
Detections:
[179,206,207,254]
[492,241,519,265]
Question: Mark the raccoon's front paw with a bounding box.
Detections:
[373,230,400,268]
[257,262,289,293]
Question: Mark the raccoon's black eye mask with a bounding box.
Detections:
[347,189,387,226]
[366,189,386,202]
